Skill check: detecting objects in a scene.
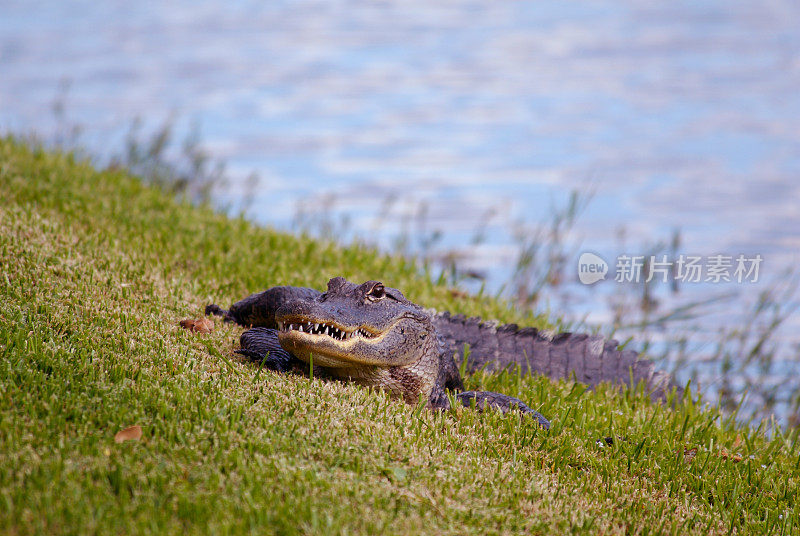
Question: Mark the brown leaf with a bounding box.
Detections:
[195,318,214,332]
[179,318,214,333]
[732,434,743,449]
[719,448,743,463]
[114,425,142,443]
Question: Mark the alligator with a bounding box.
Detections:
[206,277,674,430]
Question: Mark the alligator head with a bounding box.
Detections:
[275,277,436,370]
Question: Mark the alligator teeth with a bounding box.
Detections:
[282,321,381,341]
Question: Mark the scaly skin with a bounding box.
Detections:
[207,277,674,429]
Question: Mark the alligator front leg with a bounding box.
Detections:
[236,327,299,372]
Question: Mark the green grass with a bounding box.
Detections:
[1,136,798,535]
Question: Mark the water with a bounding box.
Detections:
[2,0,799,421]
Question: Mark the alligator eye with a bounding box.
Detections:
[367,283,385,301]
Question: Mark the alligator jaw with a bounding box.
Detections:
[276,315,418,368]
[277,318,380,342]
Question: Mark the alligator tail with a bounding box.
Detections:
[432,311,674,398]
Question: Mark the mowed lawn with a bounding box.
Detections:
[0,137,798,535]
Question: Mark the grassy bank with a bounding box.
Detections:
[0,137,798,535]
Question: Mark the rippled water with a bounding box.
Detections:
[2,0,799,420]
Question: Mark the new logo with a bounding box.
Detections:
[577,252,608,285]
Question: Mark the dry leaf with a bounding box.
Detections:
[732,435,743,449]
[719,448,743,463]
[179,318,214,333]
[114,425,142,443]
[195,318,214,332]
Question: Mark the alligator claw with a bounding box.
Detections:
[456,391,550,429]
